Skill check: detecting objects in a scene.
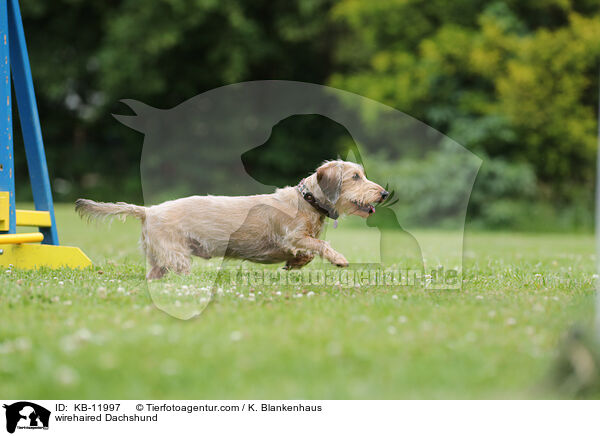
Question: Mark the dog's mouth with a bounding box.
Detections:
[351,200,376,216]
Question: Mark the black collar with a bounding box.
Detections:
[296,178,339,219]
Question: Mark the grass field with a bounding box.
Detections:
[0,204,596,399]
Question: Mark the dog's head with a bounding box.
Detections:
[309,160,388,218]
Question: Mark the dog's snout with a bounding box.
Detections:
[381,190,389,200]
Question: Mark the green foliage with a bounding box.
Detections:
[331,0,600,190]
[10,0,599,230]
[365,148,538,229]
[15,0,338,203]
[365,147,592,231]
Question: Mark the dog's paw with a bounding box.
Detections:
[284,252,315,270]
[331,254,349,268]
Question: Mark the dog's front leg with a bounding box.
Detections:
[292,237,348,267]
[284,252,315,270]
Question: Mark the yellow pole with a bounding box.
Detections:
[0,232,44,244]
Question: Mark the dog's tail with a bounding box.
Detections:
[75,199,146,222]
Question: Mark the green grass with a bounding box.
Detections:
[0,204,596,398]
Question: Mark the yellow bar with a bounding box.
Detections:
[16,209,52,227]
[0,232,44,244]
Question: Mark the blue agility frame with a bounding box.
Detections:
[0,0,59,245]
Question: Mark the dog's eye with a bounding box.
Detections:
[352,173,360,180]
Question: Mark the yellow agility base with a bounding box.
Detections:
[0,243,91,269]
[0,201,92,269]
[0,1,91,270]
[0,200,92,269]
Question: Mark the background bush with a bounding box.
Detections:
[10,0,599,231]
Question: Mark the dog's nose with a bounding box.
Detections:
[381,190,389,200]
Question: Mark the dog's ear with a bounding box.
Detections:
[316,161,342,204]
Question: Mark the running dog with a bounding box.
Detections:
[76,160,388,279]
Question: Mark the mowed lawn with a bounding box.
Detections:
[0,204,596,399]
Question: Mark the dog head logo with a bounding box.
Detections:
[112,80,481,319]
[3,402,50,433]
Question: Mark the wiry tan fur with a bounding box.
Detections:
[75,160,386,279]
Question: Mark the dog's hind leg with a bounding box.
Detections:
[147,265,167,280]
[145,251,191,278]
[144,231,192,278]
[145,249,168,279]
[168,252,192,275]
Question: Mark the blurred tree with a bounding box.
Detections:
[16,0,338,202]
[10,0,600,229]
[330,0,600,196]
